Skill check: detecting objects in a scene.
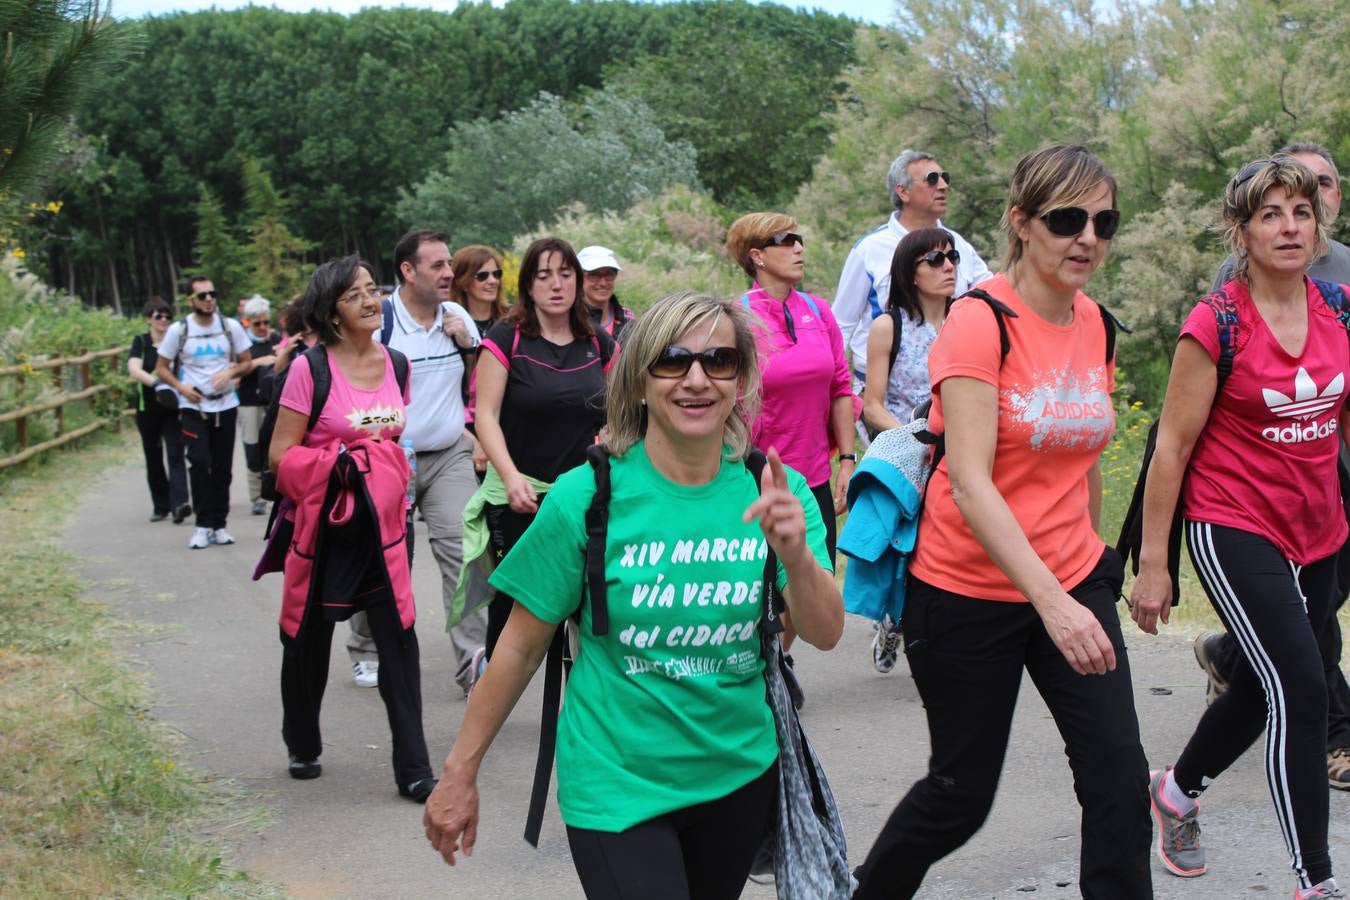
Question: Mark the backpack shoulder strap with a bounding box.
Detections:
[886,308,904,376]
[379,298,395,345]
[959,287,1019,365]
[584,444,613,637]
[1311,278,1350,330]
[1200,287,1240,392]
[304,345,332,432]
[386,346,410,395]
[223,315,240,362]
[793,289,821,318]
[744,449,784,633]
[1096,303,1131,366]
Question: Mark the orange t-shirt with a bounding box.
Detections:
[910,275,1115,602]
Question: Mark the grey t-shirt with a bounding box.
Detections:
[1212,239,1350,291]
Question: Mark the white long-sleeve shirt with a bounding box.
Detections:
[831,212,993,388]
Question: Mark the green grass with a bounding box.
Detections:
[0,431,279,898]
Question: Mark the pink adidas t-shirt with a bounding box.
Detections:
[280,348,411,450]
[1180,279,1350,564]
[747,286,853,486]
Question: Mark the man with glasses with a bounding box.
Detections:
[832,149,994,429]
[237,294,280,516]
[155,276,253,550]
[351,229,486,694]
[1198,141,1350,793]
[577,245,633,339]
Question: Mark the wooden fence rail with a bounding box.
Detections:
[0,345,129,470]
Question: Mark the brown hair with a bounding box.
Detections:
[450,244,509,320]
[1000,144,1117,271]
[1221,155,1329,283]
[510,237,593,340]
[724,212,798,280]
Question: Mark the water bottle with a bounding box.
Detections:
[401,438,417,505]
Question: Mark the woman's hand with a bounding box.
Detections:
[423,769,480,866]
[1037,593,1117,675]
[743,448,808,566]
[832,457,854,514]
[471,436,487,474]
[1128,562,1173,635]
[505,472,538,514]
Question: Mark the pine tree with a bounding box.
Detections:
[242,157,311,304]
[192,185,249,308]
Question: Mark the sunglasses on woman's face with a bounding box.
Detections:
[648,346,742,381]
[1040,207,1121,240]
[150,312,171,321]
[759,232,803,249]
[474,268,503,283]
[919,249,960,268]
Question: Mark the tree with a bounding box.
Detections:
[242,158,312,304]
[192,186,249,307]
[397,91,699,248]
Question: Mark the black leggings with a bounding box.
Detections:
[483,501,540,659]
[135,406,188,515]
[853,548,1151,900]
[565,760,778,900]
[808,480,837,562]
[1175,521,1337,889]
[180,408,237,529]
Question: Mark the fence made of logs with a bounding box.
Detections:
[0,346,129,470]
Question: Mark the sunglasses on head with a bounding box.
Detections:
[1040,207,1121,240]
[194,290,219,300]
[759,232,803,249]
[921,170,952,187]
[919,249,960,268]
[473,268,503,283]
[648,346,742,381]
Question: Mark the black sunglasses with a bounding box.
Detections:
[474,268,503,283]
[759,232,803,249]
[194,290,219,300]
[150,312,172,321]
[1232,158,1277,191]
[1040,207,1121,240]
[919,249,960,268]
[648,346,742,381]
[922,171,952,187]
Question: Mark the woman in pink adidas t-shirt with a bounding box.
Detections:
[1131,158,1346,898]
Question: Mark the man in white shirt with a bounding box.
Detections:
[832,150,994,396]
[155,277,254,550]
[346,229,487,694]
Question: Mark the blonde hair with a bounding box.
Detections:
[1221,155,1330,283]
[724,212,798,280]
[1000,144,1117,271]
[605,292,761,460]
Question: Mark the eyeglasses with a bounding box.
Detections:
[251,318,271,326]
[473,268,503,283]
[339,287,383,304]
[150,312,172,321]
[759,232,803,249]
[193,290,219,300]
[648,346,742,381]
[585,270,618,281]
[919,249,961,268]
[921,171,952,187]
[1040,207,1121,240]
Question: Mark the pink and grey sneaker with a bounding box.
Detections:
[1148,768,1206,877]
[1295,879,1344,899]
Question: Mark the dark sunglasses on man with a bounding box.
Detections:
[473,268,503,283]
[648,346,742,381]
[922,171,952,187]
[1040,207,1121,240]
[194,290,219,300]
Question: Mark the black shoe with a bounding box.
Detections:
[150,511,169,522]
[172,503,192,524]
[288,755,321,779]
[782,653,805,711]
[398,777,438,803]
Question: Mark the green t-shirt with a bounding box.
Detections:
[489,440,831,832]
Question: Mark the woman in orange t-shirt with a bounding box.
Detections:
[852,145,1151,900]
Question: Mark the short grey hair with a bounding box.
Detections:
[1279,141,1340,183]
[887,149,936,211]
[243,294,271,319]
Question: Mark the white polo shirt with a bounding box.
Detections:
[831,212,993,388]
[381,288,478,452]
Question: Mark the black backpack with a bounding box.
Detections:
[257,343,410,503]
[1115,278,1350,603]
[521,445,781,848]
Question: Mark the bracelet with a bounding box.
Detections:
[838,453,857,462]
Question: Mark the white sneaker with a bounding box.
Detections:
[189,527,212,550]
[210,527,235,545]
[352,660,379,688]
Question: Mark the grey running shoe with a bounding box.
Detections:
[1192,631,1229,705]
[189,526,212,550]
[1149,768,1206,877]
[210,527,235,545]
[1296,878,1345,899]
[871,617,902,674]
[1330,748,1350,792]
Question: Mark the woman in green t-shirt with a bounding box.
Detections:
[422,291,844,898]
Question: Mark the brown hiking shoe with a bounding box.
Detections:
[1330,748,1350,791]
[1192,631,1229,705]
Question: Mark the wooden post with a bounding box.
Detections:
[15,371,27,450]
[51,363,64,437]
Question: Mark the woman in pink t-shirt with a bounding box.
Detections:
[853,146,1151,900]
[1130,158,1346,899]
[725,212,856,709]
[267,256,437,804]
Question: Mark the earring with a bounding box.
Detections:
[640,398,647,406]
